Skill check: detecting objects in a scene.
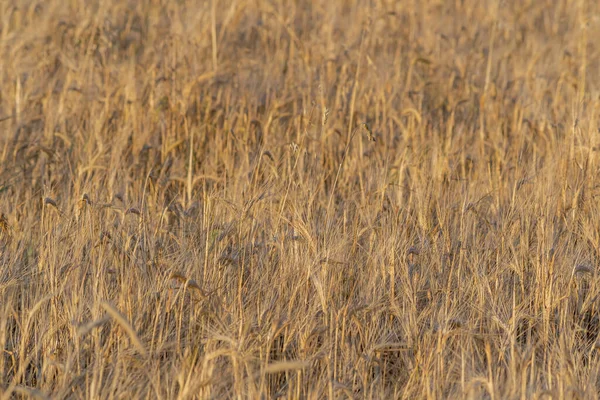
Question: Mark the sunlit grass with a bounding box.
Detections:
[1,0,600,398]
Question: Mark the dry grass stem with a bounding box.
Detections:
[2,0,600,398]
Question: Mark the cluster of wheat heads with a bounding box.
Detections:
[2,0,600,398]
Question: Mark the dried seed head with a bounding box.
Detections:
[0,213,10,239]
[574,264,594,276]
[77,193,92,213]
[114,193,125,204]
[407,246,420,256]
[447,318,464,330]
[96,231,112,247]
[169,272,207,297]
[263,151,274,162]
[322,108,330,126]
[125,207,141,217]
[362,123,375,142]
[167,203,182,219]
[44,197,58,209]
[185,202,199,217]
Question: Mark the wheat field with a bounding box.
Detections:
[1,0,600,398]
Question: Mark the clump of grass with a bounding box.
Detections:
[1,0,600,398]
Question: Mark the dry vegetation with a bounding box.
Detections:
[2,0,600,398]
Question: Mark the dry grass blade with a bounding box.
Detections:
[100,301,148,358]
[76,315,111,336]
[3,0,600,397]
[264,361,309,374]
